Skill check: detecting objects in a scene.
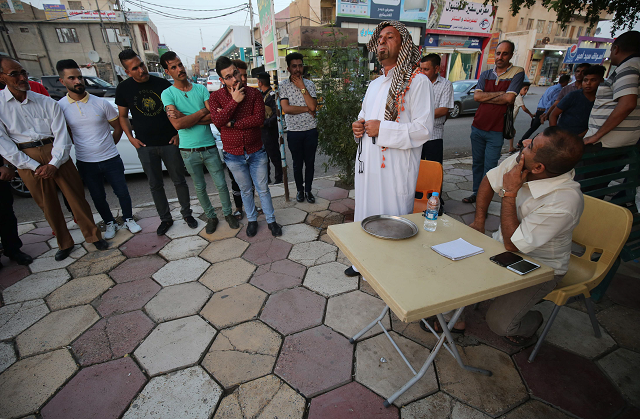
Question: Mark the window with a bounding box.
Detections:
[321,7,332,24]
[526,19,534,30]
[518,17,524,26]
[547,22,554,34]
[102,28,120,43]
[536,20,545,33]
[556,24,562,36]
[56,28,79,43]
[577,26,583,37]
[569,25,576,38]
[494,17,503,32]
[561,26,568,37]
[20,27,29,33]
[68,1,83,9]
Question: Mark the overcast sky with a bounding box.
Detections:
[27,0,292,67]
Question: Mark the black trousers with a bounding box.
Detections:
[287,128,318,193]
[519,109,545,145]
[421,138,443,164]
[263,132,283,182]
[0,181,22,255]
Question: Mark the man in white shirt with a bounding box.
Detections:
[57,59,141,239]
[468,126,584,346]
[346,20,434,277]
[0,57,107,261]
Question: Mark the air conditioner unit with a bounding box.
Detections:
[119,36,131,47]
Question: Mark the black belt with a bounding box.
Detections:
[179,145,217,152]
[17,138,54,150]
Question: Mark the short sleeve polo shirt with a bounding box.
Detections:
[472,65,525,132]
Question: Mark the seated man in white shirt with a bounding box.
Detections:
[468,126,585,347]
[57,59,142,239]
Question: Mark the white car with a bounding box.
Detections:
[206,74,221,92]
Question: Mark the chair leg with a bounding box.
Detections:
[579,294,602,338]
[528,304,561,363]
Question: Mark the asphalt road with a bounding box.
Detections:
[11,86,547,223]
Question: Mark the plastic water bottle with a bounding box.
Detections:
[423,192,440,232]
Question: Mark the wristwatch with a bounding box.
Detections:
[300,88,307,95]
[499,188,517,198]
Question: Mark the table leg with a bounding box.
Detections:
[435,313,492,376]
[349,305,389,343]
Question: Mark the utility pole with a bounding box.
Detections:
[95,0,119,85]
[248,1,256,70]
[116,0,133,42]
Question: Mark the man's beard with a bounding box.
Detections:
[377,50,389,61]
[69,85,85,94]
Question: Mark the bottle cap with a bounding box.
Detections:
[432,192,439,197]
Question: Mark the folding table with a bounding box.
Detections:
[327,213,554,406]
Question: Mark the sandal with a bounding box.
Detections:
[419,317,465,334]
[502,334,538,348]
[462,194,476,204]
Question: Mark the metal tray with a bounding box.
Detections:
[361,215,419,240]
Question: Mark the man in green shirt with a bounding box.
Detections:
[160,51,239,233]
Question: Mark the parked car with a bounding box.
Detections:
[449,79,480,118]
[9,98,225,197]
[40,75,116,100]
[206,74,221,92]
[197,78,207,86]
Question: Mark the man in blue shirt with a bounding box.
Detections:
[518,75,570,147]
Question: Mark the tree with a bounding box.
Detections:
[504,0,639,34]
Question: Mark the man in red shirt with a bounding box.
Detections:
[209,57,281,237]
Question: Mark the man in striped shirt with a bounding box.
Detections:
[584,31,640,148]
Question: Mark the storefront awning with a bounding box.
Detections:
[424,47,481,54]
[532,45,568,52]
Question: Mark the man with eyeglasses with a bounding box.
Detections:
[0,57,107,261]
[209,57,281,238]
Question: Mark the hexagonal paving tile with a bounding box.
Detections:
[304,262,359,297]
[242,237,292,265]
[274,207,308,225]
[260,287,326,335]
[250,259,306,293]
[47,228,86,248]
[158,236,208,260]
[313,178,335,189]
[16,304,100,357]
[275,325,353,397]
[213,375,305,419]
[152,257,210,286]
[401,392,491,419]
[72,310,155,366]
[84,228,133,252]
[27,253,76,273]
[199,219,242,241]
[355,331,438,407]
[536,302,616,358]
[500,400,574,419]
[306,210,345,230]
[606,272,640,311]
[389,311,438,350]
[123,366,222,419]
[598,348,640,407]
[328,198,355,215]
[317,187,349,200]
[0,342,17,374]
[0,264,30,291]
[199,237,249,263]
[164,218,205,239]
[19,231,53,244]
[0,349,77,419]
[308,381,400,419]
[294,197,330,213]
[134,315,216,377]
[40,357,146,419]
[597,305,640,352]
[145,281,211,322]
[68,248,126,278]
[514,344,626,419]
[0,300,49,340]
[279,224,320,244]
[200,283,267,329]
[202,321,282,389]
[119,232,170,258]
[288,241,337,267]
[436,344,527,416]
[2,269,70,304]
[325,291,390,340]
[199,258,256,292]
[96,278,161,317]
[108,255,166,283]
[45,274,114,311]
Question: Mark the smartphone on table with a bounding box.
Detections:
[490,251,523,267]
[506,260,541,275]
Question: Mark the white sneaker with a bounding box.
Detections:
[124,218,142,234]
[104,221,118,239]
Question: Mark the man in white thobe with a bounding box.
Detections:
[345,21,434,277]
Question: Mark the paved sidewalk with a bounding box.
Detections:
[1,156,639,419]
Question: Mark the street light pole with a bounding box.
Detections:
[248,1,256,70]
[95,0,119,85]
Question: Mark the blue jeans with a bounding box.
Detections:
[470,126,504,194]
[180,147,232,218]
[76,155,133,222]
[223,148,275,223]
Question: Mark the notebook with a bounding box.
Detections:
[431,238,484,261]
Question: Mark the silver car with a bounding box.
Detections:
[450,79,480,118]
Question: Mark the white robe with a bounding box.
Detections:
[354,67,435,222]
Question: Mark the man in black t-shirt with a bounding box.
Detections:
[116,50,196,236]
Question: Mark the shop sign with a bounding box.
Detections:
[43,4,67,20]
[1,0,24,14]
[68,10,123,22]
[213,34,235,59]
[258,0,279,71]
[424,34,481,48]
[428,0,494,34]
[563,45,605,64]
[337,0,430,24]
